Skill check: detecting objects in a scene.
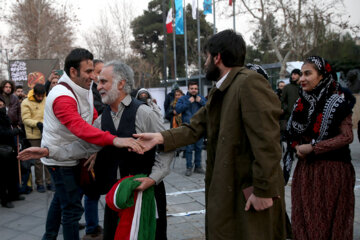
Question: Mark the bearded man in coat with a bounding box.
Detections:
[135,30,288,240]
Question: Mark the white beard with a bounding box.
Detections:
[100,86,120,105]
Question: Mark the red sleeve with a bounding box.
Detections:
[53,96,115,146]
[93,107,98,123]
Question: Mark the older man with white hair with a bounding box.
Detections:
[20,60,173,240]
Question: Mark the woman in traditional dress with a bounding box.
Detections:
[283,56,355,239]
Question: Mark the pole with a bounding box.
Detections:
[233,0,236,31]
[17,135,21,184]
[162,0,168,97]
[5,49,10,80]
[213,0,216,34]
[197,0,202,95]
[184,0,188,87]
[172,0,177,80]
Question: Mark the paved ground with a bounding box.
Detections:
[0,130,359,240]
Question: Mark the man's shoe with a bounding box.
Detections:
[82,233,103,240]
[79,223,86,230]
[2,202,14,208]
[185,168,192,176]
[37,185,46,193]
[82,226,103,240]
[47,184,55,191]
[194,168,205,174]
[12,195,25,201]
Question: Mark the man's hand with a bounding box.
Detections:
[196,96,201,102]
[135,177,156,191]
[189,96,195,103]
[113,137,144,154]
[133,133,164,152]
[17,147,49,161]
[245,194,273,211]
[84,153,97,171]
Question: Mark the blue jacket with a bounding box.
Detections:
[175,92,206,123]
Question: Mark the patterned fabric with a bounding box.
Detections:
[245,63,269,80]
[292,160,355,240]
[282,56,353,183]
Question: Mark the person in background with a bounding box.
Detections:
[21,84,51,193]
[176,81,206,176]
[15,85,26,103]
[283,56,355,239]
[0,96,25,208]
[135,88,162,118]
[164,83,180,122]
[166,89,184,129]
[0,80,21,128]
[281,69,301,122]
[92,59,105,115]
[276,81,286,100]
[45,70,63,95]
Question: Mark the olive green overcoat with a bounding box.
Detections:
[162,67,287,240]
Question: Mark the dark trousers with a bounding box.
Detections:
[103,181,167,240]
[42,166,83,240]
[0,152,19,204]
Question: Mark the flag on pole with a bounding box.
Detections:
[203,0,212,14]
[191,0,197,20]
[229,0,232,6]
[166,0,173,33]
[175,0,184,35]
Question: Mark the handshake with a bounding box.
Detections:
[17,133,164,161]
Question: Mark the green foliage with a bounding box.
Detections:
[130,0,213,86]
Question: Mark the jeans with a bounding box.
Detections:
[185,138,203,169]
[83,194,100,234]
[43,166,83,240]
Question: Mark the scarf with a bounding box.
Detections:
[283,56,352,184]
[105,174,157,240]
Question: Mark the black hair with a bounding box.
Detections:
[0,80,15,94]
[16,85,23,90]
[64,48,94,76]
[188,81,199,88]
[33,83,46,95]
[93,59,104,67]
[277,80,285,86]
[204,29,246,67]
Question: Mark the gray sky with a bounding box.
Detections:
[1,0,360,49]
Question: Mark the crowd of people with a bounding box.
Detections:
[0,29,357,240]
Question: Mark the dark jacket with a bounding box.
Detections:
[161,67,287,239]
[0,109,17,148]
[281,82,300,120]
[2,94,21,127]
[164,91,175,121]
[92,82,105,115]
[175,92,206,124]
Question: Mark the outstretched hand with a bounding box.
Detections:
[113,137,144,154]
[133,132,164,152]
[17,147,49,161]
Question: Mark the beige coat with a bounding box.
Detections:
[21,89,45,139]
[162,67,287,239]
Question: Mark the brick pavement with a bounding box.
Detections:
[0,131,359,239]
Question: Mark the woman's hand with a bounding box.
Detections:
[295,144,313,159]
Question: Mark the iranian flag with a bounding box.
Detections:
[106,175,157,240]
[166,0,173,33]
